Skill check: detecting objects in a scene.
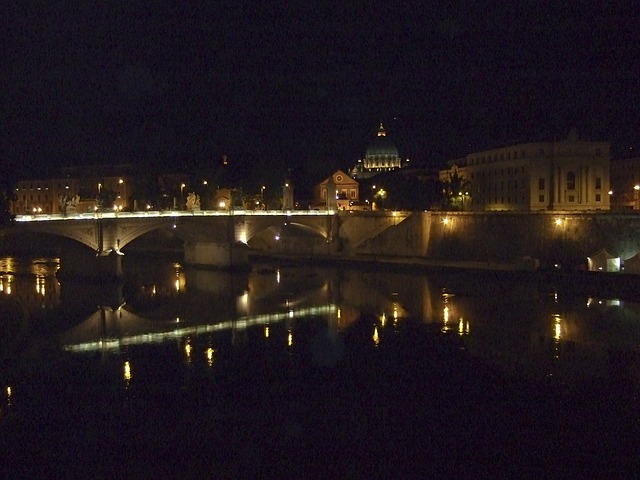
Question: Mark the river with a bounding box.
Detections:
[1,253,639,478]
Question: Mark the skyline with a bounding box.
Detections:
[3,3,640,185]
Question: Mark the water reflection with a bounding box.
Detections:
[0,257,60,314]
[437,281,640,384]
[1,255,640,386]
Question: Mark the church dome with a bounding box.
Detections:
[365,123,399,158]
[359,123,402,174]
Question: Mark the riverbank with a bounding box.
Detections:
[250,251,640,301]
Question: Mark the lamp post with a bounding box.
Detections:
[261,185,266,210]
[180,183,186,209]
[118,178,126,211]
[634,184,640,210]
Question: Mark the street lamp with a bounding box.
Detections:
[180,183,186,209]
[118,178,126,211]
[261,185,266,210]
[634,184,640,210]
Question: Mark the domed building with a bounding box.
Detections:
[350,123,405,179]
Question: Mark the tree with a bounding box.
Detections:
[96,189,118,211]
[439,171,470,211]
[0,189,14,226]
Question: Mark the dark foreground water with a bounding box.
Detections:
[1,254,639,478]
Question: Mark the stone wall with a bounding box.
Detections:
[347,211,640,269]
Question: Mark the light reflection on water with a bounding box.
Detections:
[1,255,640,388]
[1,254,640,478]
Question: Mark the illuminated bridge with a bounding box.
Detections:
[12,209,414,277]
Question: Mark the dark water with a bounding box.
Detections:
[1,254,639,478]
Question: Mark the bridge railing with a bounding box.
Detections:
[14,209,339,222]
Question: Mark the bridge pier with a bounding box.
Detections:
[183,240,250,270]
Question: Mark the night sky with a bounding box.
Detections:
[3,2,639,186]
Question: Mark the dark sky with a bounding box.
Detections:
[3,2,640,185]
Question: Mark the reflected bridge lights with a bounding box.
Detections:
[123,361,132,386]
[441,291,452,332]
[373,325,380,347]
[458,317,470,335]
[36,275,46,296]
[552,314,563,360]
[1,275,13,295]
[184,338,193,363]
[206,346,215,367]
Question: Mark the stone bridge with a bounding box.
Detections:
[11,209,413,277]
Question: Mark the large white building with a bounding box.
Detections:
[439,131,611,212]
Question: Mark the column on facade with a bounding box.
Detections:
[582,166,589,204]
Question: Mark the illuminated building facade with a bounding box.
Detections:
[314,170,359,210]
[10,164,141,215]
[11,175,132,215]
[439,131,611,212]
[11,177,80,215]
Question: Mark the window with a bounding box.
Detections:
[538,178,545,190]
[539,194,544,203]
[595,177,602,189]
[596,193,601,202]
[568,195,575,202]
[567,172,576,190]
